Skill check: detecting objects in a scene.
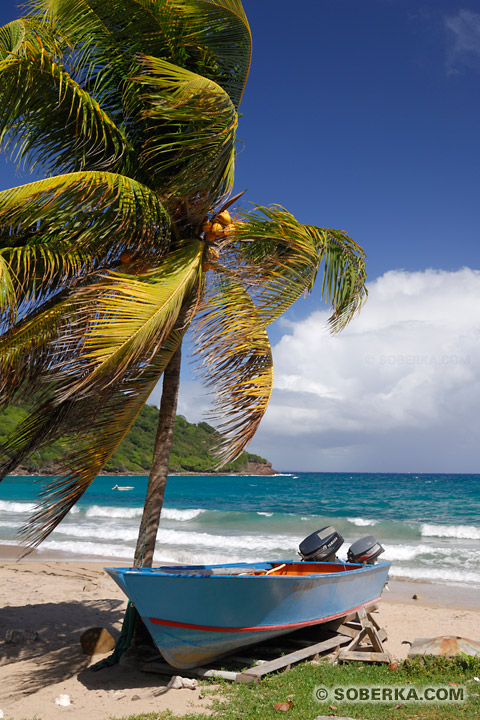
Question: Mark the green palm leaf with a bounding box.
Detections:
[16,326,186,548]
[0,171,170,258]
[231,206,367,331]
[193,275,273,465]
[0,252,16,318]
[132,56,237,208]
[0,39,134,175]
[0,293,74,403]
[169,0,251,108]
[0,246,85,326]
[29,1,251,108]
[53,241,203,397]
[0,18,60,60]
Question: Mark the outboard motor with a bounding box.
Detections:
[347,535,384,565]
[299,526,344,563]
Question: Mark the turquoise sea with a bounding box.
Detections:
[1,473,479,588]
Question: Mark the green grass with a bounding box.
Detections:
[109,656,480,720]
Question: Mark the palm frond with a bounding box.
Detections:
[0,293,74,403]
[192,275,273,465]
[28,1,251,107]
[0,18,61,60]
[0,246,86,327]
[0,39,134,175]
[51,241,203,398]
[17,325,186,548]
[0,20,28,58]
[230,206,367,331]
[131,56,237,209]
[168,0,251,108]
[0,252,17,323]
[0,172,171,401]
[0,171,170,259]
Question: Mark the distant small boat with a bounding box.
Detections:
[112,484,134,491]
[107,527,390,669]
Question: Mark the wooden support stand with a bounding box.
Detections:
[140,604,391,684]
[336,606,392,664]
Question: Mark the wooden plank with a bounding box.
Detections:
[338,650,391,663]
[367,612,387,642]
[237,634,351,681]
[141,661,240,682]
[328,623,360,639]
[365,624,384,653]
[343,627,367,652]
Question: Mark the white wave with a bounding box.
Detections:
[257,512,273,517]
[383,543,444,561]
[390,565,480,587]
[50,521,296,554]
[85,505,143,519]
[153,527,296,553]
[421,523,480,540]
[162,508,206,521]
[84,505,206,521]
[41,539,134,559]
[52,524,140,542]
[0,500,36,514]
[153,549,268,566]
[347,517,378,527]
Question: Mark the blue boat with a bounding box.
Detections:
[106,558,391,669]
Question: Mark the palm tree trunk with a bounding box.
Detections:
[133,344,182,568]
[92,346,183,667]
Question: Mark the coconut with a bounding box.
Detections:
[204,231,217,243]
[216,210,231,226]
[211,222,224,235]
[206,247,220,262]
[222,224,235,236]
[202,221,213,233]
[120,249,135,264]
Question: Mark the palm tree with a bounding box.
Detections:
[0,1,367,570]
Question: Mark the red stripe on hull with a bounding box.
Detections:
[149,597,381,634]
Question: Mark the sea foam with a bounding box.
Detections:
[347,517,378,527]
[0,500,36,514]
[162,508,206,521]
[86,505,143,519]
[389,565,480,587]
[83,505,205,521]
[421,523,480,540]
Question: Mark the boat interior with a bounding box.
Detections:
[120,526,386,578]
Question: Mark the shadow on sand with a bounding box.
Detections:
[0,597,127,699]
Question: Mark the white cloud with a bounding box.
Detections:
[247,268,480,472]
[445,9,480,74]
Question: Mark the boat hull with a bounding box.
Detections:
[106,560,390,668]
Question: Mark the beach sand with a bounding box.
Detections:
[1,545,479,720]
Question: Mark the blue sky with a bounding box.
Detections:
[1,1,480,471]
[238,1,480,286]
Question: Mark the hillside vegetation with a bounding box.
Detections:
[0,404,271,474]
